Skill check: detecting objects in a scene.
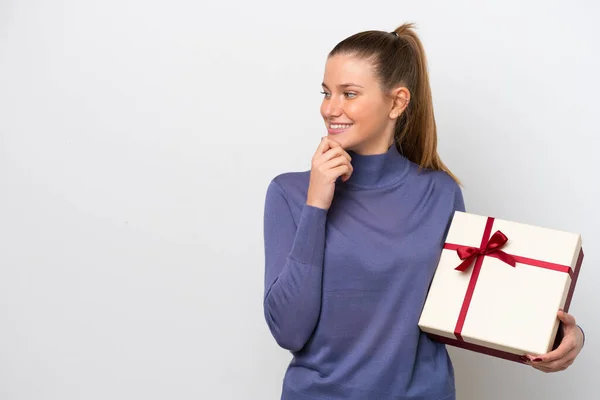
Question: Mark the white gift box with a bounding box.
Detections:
[418,211,584,362]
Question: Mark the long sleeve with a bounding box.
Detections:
[442,181,466,242]
[453,183,466,212]
[263,179,328,352]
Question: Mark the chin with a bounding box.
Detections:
[327,134,352,150]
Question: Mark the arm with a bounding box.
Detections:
[263,179,327,352]
[442,182,466,242]
[454,182,466,212]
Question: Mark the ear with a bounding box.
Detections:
[389,87,411,119]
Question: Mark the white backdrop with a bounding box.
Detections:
[0,1,598,399]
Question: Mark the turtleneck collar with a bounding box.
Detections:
[342,143,411,190]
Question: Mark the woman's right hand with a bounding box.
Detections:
[306,137,353,210]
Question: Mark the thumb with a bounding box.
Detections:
[558,309,576,326]
[327,137,342,148]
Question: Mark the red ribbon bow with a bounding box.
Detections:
[454,230,516,271]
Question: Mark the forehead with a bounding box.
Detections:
[323,54,376,86]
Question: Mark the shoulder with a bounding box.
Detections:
[271,170,310,189]
[265,170,311,207]
[413,167,465,211]
[269,170,310,195]
[415,167,460,193]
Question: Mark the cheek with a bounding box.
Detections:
[345,102,365,122]
[350,102,385,127]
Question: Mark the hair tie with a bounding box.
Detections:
[390,31,399,37]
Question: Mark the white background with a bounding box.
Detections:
[0,1,597,399]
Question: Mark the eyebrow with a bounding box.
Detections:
[321,82,364,89]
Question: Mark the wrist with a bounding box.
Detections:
[306,198,329,210]
[306,202,329,210]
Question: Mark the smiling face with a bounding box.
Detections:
[320,53,401,154]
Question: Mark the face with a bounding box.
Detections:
[320,53,408,154]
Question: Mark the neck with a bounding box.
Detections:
[343,143,411,189]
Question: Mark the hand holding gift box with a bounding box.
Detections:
[525,309,584,372]
[418,211,585,371]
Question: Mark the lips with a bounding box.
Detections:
[327,123,353,135]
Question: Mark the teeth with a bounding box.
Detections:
[330,124,352,129]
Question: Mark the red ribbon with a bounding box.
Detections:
[447,230,516,271]
[443,216,573,342]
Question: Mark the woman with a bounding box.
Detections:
[262,23,584,400]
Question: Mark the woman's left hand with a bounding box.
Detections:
[523,310,584,373]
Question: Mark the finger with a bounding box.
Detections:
[527,335,575,363]
[325,158,354,181]
[321,147,352,163]
[326,137,342,148]
[551,357,575,371]
[323,155,350,171]
[341,161,354,181]
[557,309,577,326]
[532,347,577,369]
[314,137,331,157]
[329,164,352,181]
[529,357,572,373]
[532,359,570,373]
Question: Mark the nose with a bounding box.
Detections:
[323,96,342,118]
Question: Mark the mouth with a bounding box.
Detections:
[327,123,353,135]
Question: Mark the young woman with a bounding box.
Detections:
[262,23,584,400]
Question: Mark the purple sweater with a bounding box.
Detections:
[263,143,465,400]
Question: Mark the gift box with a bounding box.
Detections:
[418,211,584,362]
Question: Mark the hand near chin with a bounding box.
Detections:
[306,137,353,210]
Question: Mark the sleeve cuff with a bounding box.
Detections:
[288,204,327,266]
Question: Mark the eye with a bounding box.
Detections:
[344,92,357,99]
[320,91,331,99]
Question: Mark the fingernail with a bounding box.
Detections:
[533,357,543,362]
